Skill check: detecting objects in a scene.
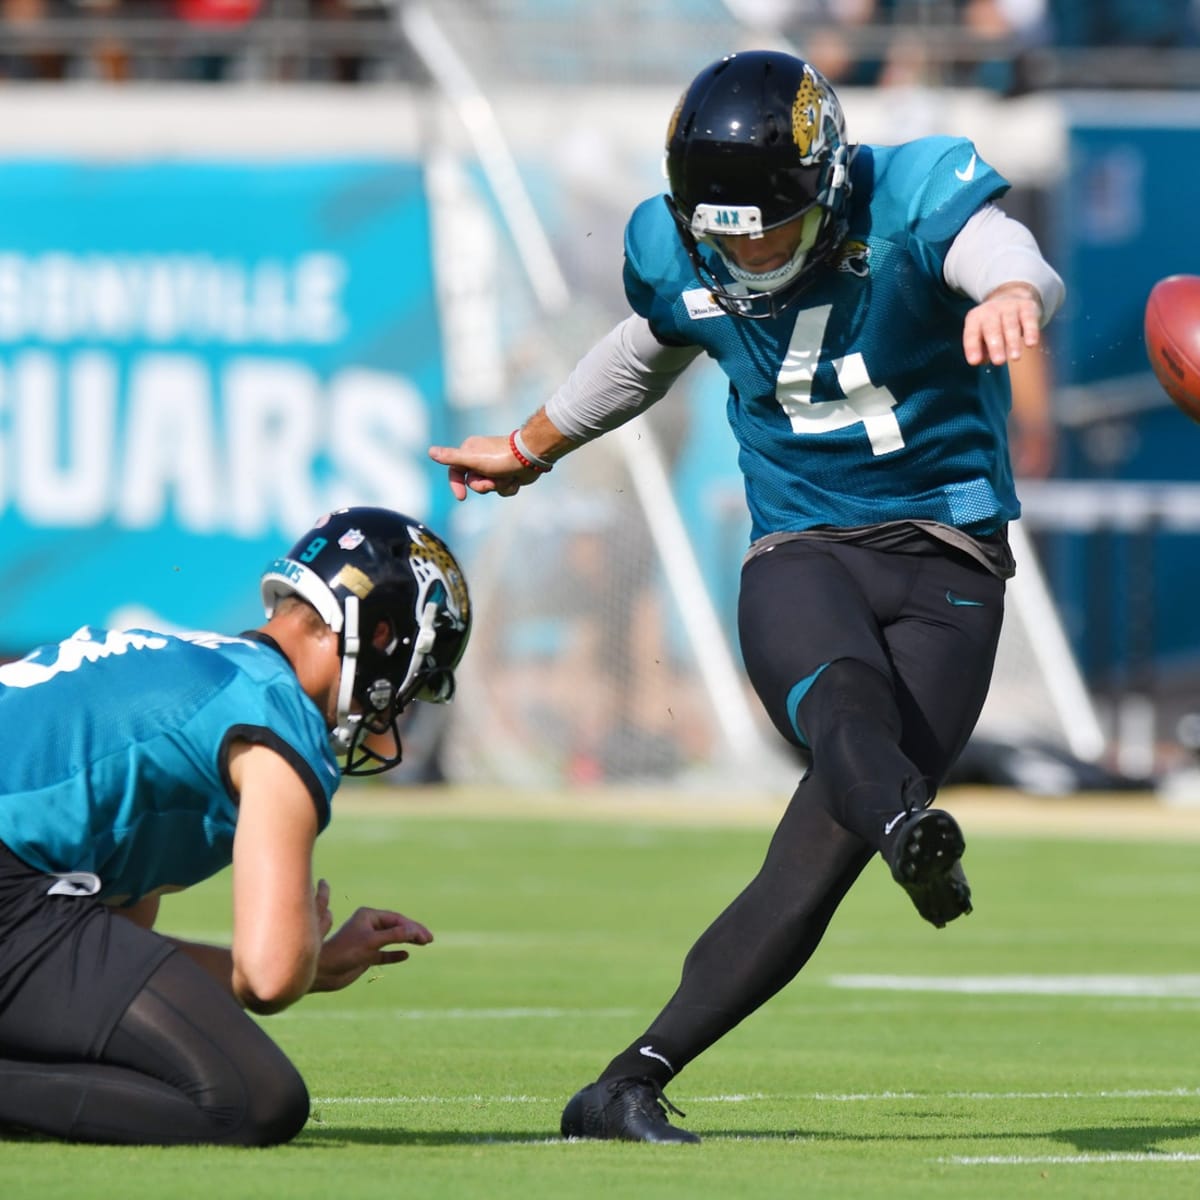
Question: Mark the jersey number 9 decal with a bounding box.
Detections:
[775,305,904,456]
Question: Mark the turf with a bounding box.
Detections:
[6,790,1200,1199]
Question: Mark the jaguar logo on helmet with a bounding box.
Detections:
[410,526,470,625]
[791,68,830,160]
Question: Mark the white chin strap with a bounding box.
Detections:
[712,207,825,294]
[329,597,440,756]
[393,601,439,702]
[330,594,361,755]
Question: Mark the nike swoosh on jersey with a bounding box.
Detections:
[945,590,985,607]
[954,153,978,182]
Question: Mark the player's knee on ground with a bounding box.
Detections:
[107,951,312,1146]
[229,1060,311,1147]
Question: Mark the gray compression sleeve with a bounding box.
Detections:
[942,203,1065,325]
[544,315,702,443]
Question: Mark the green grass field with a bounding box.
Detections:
[7,787,1200,1199]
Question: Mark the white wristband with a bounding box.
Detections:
[511,428,554,472]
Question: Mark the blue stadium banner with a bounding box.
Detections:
[1055,117,1200,387]
[0,159,446,651]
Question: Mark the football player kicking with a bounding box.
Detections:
[429,50,1065,1143]
[0,507,470,1145]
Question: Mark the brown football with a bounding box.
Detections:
[1145,274,1200,422]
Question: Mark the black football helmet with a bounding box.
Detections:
[261,507,471,776]
[665,50,853,319]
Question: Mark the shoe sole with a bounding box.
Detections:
[890,809,972,928]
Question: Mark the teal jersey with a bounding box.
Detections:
[623,136,1018,541]
[0,626,338,904]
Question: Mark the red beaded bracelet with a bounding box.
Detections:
[509,429,553,473]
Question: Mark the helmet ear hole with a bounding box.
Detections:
[372,618,397,654]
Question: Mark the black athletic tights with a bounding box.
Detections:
[0,951,309,1145]
[598,782,876,1086]
[598,537,1004,1086]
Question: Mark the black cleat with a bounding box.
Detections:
[560,1077,700,1144]
[888,808,972,928]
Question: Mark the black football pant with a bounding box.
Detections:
[0,843,309,1145]
[598,537,1005,1086]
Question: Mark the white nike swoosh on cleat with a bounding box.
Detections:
[883,811,908,837]
[955,153,978,182]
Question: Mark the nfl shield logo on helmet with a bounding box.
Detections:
[338,528,366,551]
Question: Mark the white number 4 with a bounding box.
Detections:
[775,305,903,456]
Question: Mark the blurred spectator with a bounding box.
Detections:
[174,0,257,21]
[957,0,1048,91]
[783,0,1006,89]
[810,0,885,84]
[0,0,70,80]
[1,0,137,82]
[76,0,135,82]
[173,0,260,81]
[736,0,883,84]
[776,0,1054,91]
[307,0,390,84]
[774,1,895,85]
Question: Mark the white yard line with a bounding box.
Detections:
[312,1086,1200,1105]
[274,1005,638,1021]
[830,973,1200,997]
[944,1153,1200,1165]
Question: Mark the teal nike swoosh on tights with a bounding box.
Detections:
[945,590,984,607]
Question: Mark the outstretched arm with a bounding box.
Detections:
[428,314,701,500]
[427,408,575,501]
[962,281,1046,368]
[944,202,1065,367]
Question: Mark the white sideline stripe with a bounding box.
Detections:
[275,1006,637,1021]
[312,1094,771,1106]
[166,931,605,948]
[312,1087,1200,1105]
[830,973,1200,997]
[313,1095,548,1105]
[945,1153,1200,1165]
[813,1087,1200,1101]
